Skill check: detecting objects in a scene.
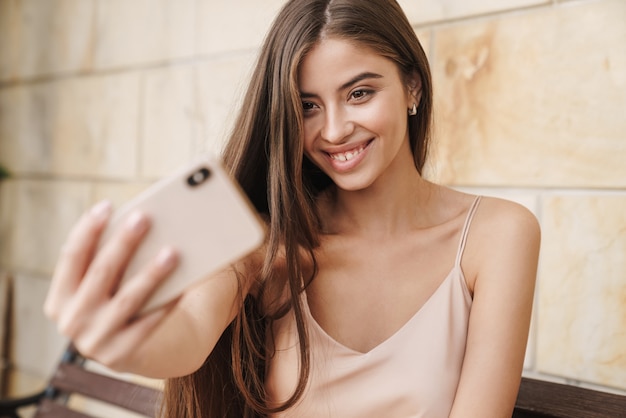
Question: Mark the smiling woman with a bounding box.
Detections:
[41,1,540,417]
[299,39,418,190]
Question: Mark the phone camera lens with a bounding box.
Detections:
[187,167,211,187]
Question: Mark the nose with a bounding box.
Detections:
[321,106,354,144]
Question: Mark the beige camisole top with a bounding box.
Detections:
[266,196,482,418]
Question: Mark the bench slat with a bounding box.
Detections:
[47,362,161,417]
[515,377,626,418]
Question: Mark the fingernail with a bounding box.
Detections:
[156,247,177,269]
[126,211,148,233]
[90,200,112,220]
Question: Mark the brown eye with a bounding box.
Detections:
[350,89,373,101]
[302,101,316,112]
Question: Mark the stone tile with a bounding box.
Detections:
[195,53,257,158]
[140,65,197,178]
[429,0,626,188]
[398,0,550,25]
[0,0,96,81]
[94,0,195,70]
[0,73,140,178]
[11,273,68,378]
[415,29,432,61]
[12,180,91,275]
[51,73,140,179]
[196,0,286,55]
[0,0,19,82]
[0,85,52,175]
[536,194,626,390]
[0,180,16,267]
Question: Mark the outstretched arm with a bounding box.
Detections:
[449,198,541,418]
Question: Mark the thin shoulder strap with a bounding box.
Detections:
[455,196,482,267]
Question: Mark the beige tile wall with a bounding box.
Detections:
[429,0,626,188]
[0,0,624,401]
[538,194,626,389]
[0,0,96,80]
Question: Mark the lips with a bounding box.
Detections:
[323,139,373,172]
[326,139,373,161]
[328,144,367,162]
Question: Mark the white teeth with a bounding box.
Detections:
[330,145,365,162]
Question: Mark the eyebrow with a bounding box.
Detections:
[300,72,383,99]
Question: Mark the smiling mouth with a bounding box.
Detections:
[327,140,372,162]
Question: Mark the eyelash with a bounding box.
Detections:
[350,89,374,101]
[301,88,376,114]
[302,101,317,113]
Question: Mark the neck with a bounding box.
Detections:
[319,147,437,239]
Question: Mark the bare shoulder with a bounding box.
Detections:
[475,196,540,239]
[464,196,541,290]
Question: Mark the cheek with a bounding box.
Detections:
[362,102,406,138]
[302,118,322,155]
[302,126,314,155]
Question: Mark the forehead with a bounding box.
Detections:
[298,38,402,90]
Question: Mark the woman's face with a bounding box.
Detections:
[298,38,418,192]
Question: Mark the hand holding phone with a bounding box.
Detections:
[99,157,266,315]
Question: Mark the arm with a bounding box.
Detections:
[44,201,259,378]
[449,198,541,418]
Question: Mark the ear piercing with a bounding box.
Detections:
[408,103,417,116]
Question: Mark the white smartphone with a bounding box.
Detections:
[99,156,266,315]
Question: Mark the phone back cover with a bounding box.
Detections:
[101,158,266,314]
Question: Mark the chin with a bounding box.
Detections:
[329,175,374,193]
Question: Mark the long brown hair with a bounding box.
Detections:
[161,0,432,416]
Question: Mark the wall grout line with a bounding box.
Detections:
[411,1,556,30]
[0,48,259,89]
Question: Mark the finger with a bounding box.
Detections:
[56,211,151,338]
[70,248,178,361]
[105,246,178,330]
[44,200,113,319]
[75,210,151,307]
[77,302,175,369]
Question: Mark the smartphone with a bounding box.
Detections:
[99,157,266,315]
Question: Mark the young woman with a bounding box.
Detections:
[44,0,541,417]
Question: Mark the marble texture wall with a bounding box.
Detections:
[0,0,624,405]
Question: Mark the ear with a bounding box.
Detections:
[406,72,422,107]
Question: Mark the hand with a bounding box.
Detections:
[44,200,179,369]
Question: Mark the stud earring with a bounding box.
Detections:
[408,103,417,116]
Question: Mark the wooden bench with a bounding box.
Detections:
[513,377,626,418]
[1,347,624,417]
[0,345,161,418]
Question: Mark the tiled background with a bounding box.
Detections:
[0,0,624,405]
